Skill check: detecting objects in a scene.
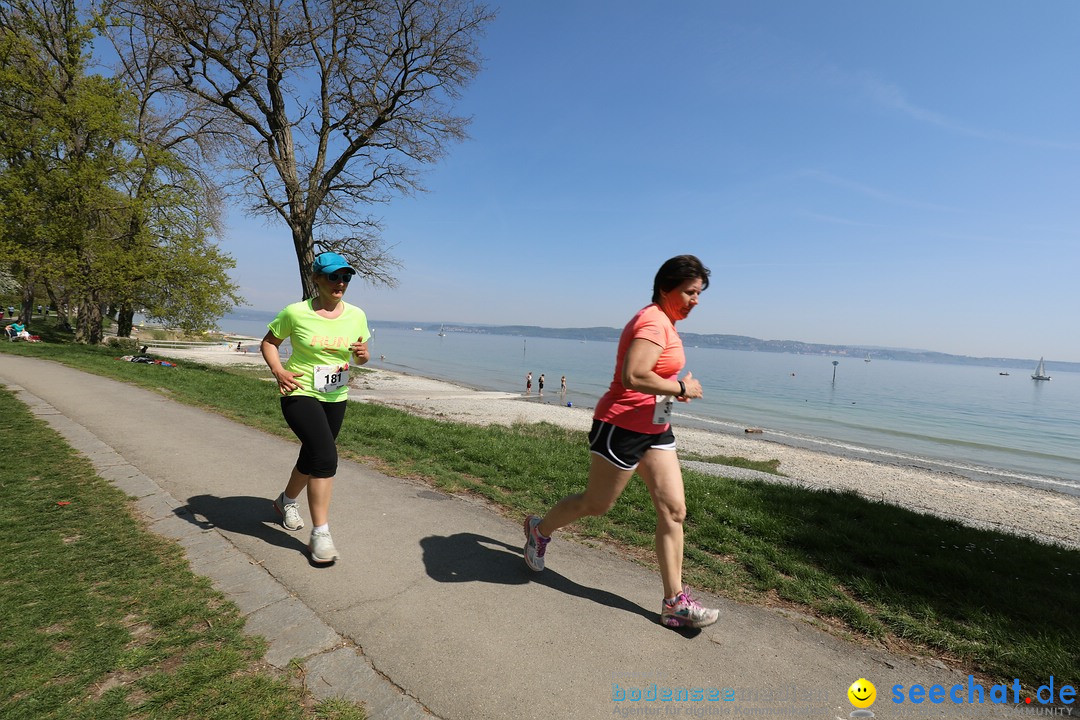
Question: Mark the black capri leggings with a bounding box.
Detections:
[280,395,348,478]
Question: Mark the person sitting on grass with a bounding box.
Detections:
[6,322,30,341]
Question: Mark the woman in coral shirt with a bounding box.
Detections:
[524,255,718,629]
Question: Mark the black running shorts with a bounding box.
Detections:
[280,395,347,478]
[588,419,676,471]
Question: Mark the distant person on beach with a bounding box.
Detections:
[538,374,544,395]
[526,371,532,394]
[524,255,718,629]
[560,375,566,393]
[261,251,371,564]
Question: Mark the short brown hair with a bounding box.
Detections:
[652,255,710,303]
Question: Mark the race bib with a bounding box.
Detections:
[653,395,674,425]
[313,363,349,393]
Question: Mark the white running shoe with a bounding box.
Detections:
[274,493,304,531]
[309,529,339,564]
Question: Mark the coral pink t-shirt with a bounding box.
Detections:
[593,304,685,433]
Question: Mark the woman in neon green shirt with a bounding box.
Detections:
[261,252,371,564]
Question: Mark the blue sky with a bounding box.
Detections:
[222,2,1080,362]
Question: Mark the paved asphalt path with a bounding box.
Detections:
[1,354,1014,719]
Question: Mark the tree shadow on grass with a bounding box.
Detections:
[419,531,700,636]
[704,477,1080,680]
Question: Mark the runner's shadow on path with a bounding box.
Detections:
[178,494,312,558]
[420,532,698,634]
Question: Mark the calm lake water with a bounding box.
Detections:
[223,313,1080,497]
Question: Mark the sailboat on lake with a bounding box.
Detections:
[1031,357,1051,381]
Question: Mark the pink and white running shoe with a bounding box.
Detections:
[523,515,550,571]
[661,585,719,628]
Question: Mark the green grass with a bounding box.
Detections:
[681,451,783,475]
[0,374,365,717]
[2,329,1078,691]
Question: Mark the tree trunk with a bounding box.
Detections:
[20,281,35,326]
[75,291,104,344]
[44,282,72,331]
[117,303,134,337]
[293,223,316,300]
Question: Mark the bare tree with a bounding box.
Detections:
[115,0,493,298]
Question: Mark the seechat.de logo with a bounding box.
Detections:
[891,676,1076,708]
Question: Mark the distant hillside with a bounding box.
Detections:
[371,320,1080,374]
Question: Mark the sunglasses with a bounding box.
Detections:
[324,272,354,283]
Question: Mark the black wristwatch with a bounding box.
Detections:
[677,380,686,397]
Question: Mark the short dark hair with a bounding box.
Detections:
[652,255,710,303]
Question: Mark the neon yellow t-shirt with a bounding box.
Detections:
[267,299,371,402]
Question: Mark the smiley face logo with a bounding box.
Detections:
[848,678,876,708]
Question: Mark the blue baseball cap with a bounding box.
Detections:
[312,251,356,276]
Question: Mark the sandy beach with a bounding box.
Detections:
[149,343,1080,549]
